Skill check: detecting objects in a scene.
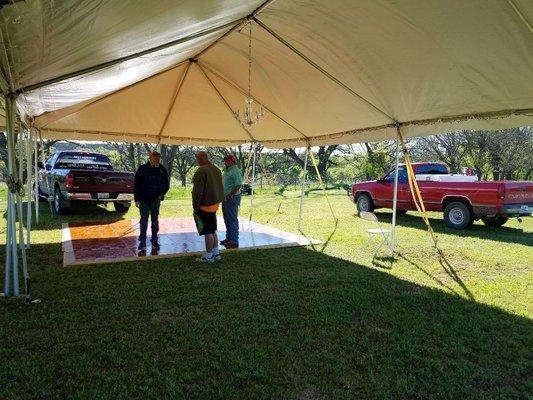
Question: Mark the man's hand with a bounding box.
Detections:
[135,201,140,208]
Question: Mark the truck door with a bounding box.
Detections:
[374,166,412,209]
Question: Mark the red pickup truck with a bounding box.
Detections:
[38,151,134,215]
[351,162,533,229]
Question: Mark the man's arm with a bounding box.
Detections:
[191,169,205,211]
[133,166,142,203]
[160,165,170,200]
[226,168,243,199]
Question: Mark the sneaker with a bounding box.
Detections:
[196,254,215,263]
[138,243,147,251]
[151,241,160,250]
[213,253,222,261]
[224,242,239,249]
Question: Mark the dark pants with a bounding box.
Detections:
[222,194,241,244]
[139,199,160,245]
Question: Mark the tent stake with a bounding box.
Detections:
[297,146,309,231]
[390,127,401,255]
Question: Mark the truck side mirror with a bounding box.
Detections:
[45,164,52,171]
[37,161,44,169]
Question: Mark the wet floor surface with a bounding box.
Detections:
[62,217,320,266]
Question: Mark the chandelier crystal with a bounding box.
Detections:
[234,21,265,127]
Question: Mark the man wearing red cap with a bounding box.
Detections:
[221,154,243,249]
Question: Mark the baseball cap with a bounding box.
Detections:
[224,154,236,162]
[150,150,161,157]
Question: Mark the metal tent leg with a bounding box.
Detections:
[390,127,401,255]
[248,142,257,228]
[297,146,309,231]
[4,95,20,296]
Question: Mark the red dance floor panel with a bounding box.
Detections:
[62,217,320,266]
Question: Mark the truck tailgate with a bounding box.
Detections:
[70,170,134,193]
[502,182,533,215]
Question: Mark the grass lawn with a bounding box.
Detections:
[1,189,532,399]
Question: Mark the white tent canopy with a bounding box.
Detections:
[0,0,531,147]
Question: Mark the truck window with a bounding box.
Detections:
[383,166,408,183]
[416,164,448,174]
[55,153,113,170]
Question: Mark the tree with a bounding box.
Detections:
[173,146,196,186]
[282,145,338,176]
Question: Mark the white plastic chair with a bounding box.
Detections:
[359,211,391,255]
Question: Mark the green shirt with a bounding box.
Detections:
[223,164,243,196]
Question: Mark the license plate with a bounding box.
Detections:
[97,193,110,199]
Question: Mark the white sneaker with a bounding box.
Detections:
[213,253,222,261]
[196,254,215,263]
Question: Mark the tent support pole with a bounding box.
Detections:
[26,127,32,248]
[249,142,257,227]
[33,126,39,224]
[297,146,309,231]
[390,126,401,255]
[4,94,19,296]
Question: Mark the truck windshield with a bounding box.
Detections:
[55,153,113,170]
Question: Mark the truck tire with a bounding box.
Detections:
[356,193,374,213]
[114,201,131,213]
[443,201,473,230]
[53,187,69,215]
[481,216,508,227]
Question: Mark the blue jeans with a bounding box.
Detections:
[139,199,160,245]
[222,194,241,244]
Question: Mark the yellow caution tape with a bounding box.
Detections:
[396,127,438,247]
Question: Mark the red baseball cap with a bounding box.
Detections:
[223,154,236,163]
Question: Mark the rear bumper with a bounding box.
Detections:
[66,193,133,202]
[501,203,533,216]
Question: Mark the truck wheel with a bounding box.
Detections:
[443,202,472,230]
[54,187,69,215]
[114,202,130,213]
[356,194,374,213]
[481,216,508,227]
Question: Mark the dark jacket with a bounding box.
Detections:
[134,162,170,202]
[192,163,224,210]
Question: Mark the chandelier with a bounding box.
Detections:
[234,21,265,127]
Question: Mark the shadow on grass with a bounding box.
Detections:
[1,246,531,399]
[374,210,533,246]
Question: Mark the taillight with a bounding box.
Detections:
[65,173,74,189]
[497,184,505,199]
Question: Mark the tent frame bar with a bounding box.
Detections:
[17,1,280,94]
[17,19,244,94]
[196,62,257,142]
[199,62,309,140]
[253,17,396,123]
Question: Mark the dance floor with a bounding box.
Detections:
[61,217,321,266]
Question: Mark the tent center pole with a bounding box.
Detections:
[298,146,309,231]
[390,126,401,255]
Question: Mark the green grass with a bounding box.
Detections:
[1,190,532,399]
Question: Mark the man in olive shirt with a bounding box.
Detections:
[220,154,243,249]
[192,151,224,262]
